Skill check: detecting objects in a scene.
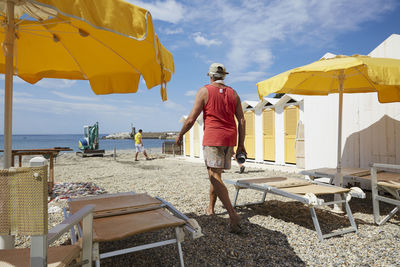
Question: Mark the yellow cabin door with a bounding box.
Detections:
[263,108,275,161]
[284,105,299,164]
[193,122,200,157]
[184,131,190,156]
[244,110,255,159]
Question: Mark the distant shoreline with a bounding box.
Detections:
[102,131,178,140]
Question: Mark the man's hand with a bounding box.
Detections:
[235,145,247,157]
[176,134,183,145]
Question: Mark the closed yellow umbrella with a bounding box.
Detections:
[0,0,174,169]
[257,55,400,188]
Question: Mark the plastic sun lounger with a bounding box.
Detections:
[225,177,365,241]
[67,192,203,267]
[370,163,400,225]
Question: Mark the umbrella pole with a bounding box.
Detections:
[335,73,344,187]
[0,0,15,250]
[333,71,345,212]
[3,0,15,169]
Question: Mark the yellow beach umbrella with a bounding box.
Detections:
[257,55,400,186]
[0,0,174,169]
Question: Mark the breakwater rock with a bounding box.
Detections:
[103,132,132,139]
[102,131,178,140]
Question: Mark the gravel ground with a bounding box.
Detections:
[15,150,400,266]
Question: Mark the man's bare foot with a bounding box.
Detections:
[205,207,215,216]
[231,214,241,225]
[229,214,242,234]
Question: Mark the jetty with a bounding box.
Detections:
[102,131,178,140]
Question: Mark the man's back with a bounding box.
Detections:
[203,84,237,147]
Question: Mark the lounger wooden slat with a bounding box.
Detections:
[239,177,311,188]
[377,181,400,189]
[283,184,350,195]
[355,172,400,183]
[91,209,185,242]
[0,166,94,267]
[67,192,202,267]
[69,193,162,215]
[301,167,399,190]
[225,177,365,241]
[0,245,80,267]
[371,163,400,226]
[301,167,370,179]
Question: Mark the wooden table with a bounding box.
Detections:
[1,147,73,191]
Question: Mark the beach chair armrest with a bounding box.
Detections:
[348,187,365,199]
[156,196,203,239]
[304,193,323,206]
[186,218,204,239]
[48,204,95,244]
[370,163,400,171]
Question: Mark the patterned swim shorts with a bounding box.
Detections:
[203,146,234,169]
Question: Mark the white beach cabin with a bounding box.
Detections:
[180,34,400,172]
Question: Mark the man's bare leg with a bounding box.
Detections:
[207,182,217,215]
[207,168,240,225]
[135,152,139,161]
[143,150,150,159]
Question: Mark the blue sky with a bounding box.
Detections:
[1,0,400,134]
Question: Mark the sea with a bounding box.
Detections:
[0,134,166,153]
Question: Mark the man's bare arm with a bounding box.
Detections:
[176,87,207,144]
[234,90,246,154]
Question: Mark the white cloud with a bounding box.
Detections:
[178,0,397,81]
[184,90,197,96]
[0,89,33,97]
[51,91,99,102]
[163,100,185,111]
[192,32,222,47]
[36,79,77,89]
[162,27,183,35]
[11,94,160,119]
[13,97,117,115]
[128,0,185,24]
[238,92,261,102]
[229,71,267,83]
[14,91,33,97]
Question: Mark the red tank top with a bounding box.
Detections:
[203,84,237,146]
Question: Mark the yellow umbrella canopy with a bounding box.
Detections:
[257,55,400,187]
[0,0,175,170]
[0,0,175,249]
[0,0,174,97]
[257,55,400,103]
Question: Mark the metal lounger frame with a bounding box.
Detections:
[66,192,202,267]
[371,163,400,226]
[225,179,360,241]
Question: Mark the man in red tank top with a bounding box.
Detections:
[176,63,246,233]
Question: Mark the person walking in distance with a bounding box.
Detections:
[176,63,246,233]
[135,129,150,161]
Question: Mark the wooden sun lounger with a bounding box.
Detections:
[370,163,400,225]
[301,167,379,189]
[225,177,365,241]
[302,167,400,191]
[67,192,203,267]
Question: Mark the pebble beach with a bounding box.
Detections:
[14,150,400,266]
